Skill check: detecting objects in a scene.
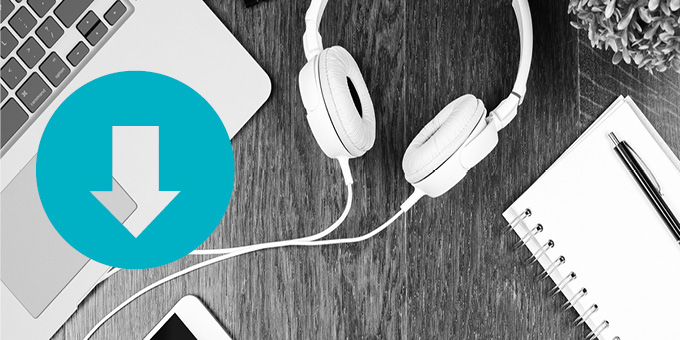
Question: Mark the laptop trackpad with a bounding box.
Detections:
[1,155,136,318]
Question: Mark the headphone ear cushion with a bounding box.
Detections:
[402,95,486,184]
[318,46,376,157]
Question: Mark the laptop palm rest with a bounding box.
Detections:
[1,155,136,318]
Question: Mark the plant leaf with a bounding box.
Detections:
[672,58,680,72]
[605,0,616,18]
[638,8,652,23]
[617,7,635,30]
[623,47,632,63]
[649,0,660,10]
[662,1,672,16]
[672,0,680,11]
[644,23,659,39]
[607,37,619,51]
[633,51,645,64]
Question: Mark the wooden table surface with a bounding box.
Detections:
[54,0,680,339]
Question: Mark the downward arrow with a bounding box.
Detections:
[92,126,179,238]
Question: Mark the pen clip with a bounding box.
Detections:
[628,143,662,195]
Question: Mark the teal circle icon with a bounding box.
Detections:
[37,72,234,269]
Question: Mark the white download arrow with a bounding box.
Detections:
[92,126,179,238]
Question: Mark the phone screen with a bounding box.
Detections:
[150,314,197,340]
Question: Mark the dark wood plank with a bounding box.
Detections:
[53,0,680,339]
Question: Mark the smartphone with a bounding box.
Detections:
[143,295,232,340]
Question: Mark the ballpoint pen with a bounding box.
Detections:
[608,132,680,245]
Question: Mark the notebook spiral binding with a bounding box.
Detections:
[506,208,619,340]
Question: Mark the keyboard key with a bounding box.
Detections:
[76,11,98,36]
[17,37,44,68]
[9,6,36,38]
[54,0,93,28]
[1,57,26,88]
[16,72,51,112]
[1,84,7,102]
[1,0,15,22]
[104,1,126,25]
[39,52,69,86]
[27,0,54,18]
[66,41,88,66]
[36,16,63,48]
[1,27,18,58]
[1,98,28,146]
[85,21,107,46]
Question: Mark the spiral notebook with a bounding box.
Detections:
[503,97,680,340]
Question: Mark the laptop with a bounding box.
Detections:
[0,0,271,338]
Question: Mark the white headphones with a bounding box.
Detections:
[299,0,533,199]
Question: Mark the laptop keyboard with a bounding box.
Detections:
[0,0,133,150]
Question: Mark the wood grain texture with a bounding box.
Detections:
[52,0,680,339]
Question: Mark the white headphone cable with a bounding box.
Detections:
[191,182,353,255]
[83,188,424,340]
[193,157,356,253]
[96,183,353,284]
[97,158,356,284]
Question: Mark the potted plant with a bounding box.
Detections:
[568,0,680,73]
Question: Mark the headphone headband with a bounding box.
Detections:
[303,0,534,131]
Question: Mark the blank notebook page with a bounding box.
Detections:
[503,99,680,340]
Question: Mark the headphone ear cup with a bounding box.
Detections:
[318,46,376,158]
[402,95,486,184]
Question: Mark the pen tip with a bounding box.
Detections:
[608,132,619,145]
